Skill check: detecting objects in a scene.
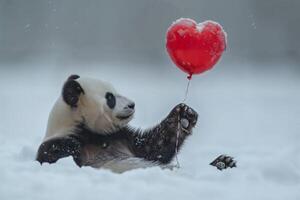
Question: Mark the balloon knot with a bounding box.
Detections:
[187,74,193,80]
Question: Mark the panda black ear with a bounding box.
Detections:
[62,75,84,108]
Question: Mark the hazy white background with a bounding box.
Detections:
[0,0,299,199]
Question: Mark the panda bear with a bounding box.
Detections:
[36,74,198,173]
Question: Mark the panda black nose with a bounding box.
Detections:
[127,102,135,109]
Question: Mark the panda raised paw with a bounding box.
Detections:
[169,103,198,134]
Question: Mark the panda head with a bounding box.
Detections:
[60,75,135,134]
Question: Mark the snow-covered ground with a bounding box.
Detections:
[0,61,299,200]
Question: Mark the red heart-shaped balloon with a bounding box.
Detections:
[166,18,227,78]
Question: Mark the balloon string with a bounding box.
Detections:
[174,78,192,169]
[182,78,191,103]
[174,115,181,168]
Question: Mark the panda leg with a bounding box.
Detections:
[36,135,83,166]
[131,103,198,164]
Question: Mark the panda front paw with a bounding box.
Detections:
[36,136,81,165]
[170,103,198,133]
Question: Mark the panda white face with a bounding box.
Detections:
[61,76,135,134]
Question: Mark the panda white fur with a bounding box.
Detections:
[36,75,198,173]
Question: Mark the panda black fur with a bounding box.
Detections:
[36,75,198,173]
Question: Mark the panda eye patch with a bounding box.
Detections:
[105,92,116,109]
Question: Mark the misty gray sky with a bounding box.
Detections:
[1,0,300,65]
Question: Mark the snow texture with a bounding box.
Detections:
[0,62,299,200]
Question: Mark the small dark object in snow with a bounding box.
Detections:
[210,155,236,171]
